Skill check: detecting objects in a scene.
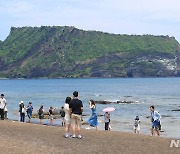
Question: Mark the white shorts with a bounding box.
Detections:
[49,115,53,120]
[134,125,140,131]
[65,115,71,125]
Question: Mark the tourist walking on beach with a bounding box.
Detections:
[150,105,161,136]
[26,102,33,123]
[38,105,44,125]
[19,101,26,122]
[134,116,140,134]
[104,112,110,131]
[87,100,98,130]
[69,91,83,139]
[0,94,7,120]
[64,97,72,138]
[49,106,54,126]
[60,106,65,127]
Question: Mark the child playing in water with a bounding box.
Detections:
[49,106,54,126]
[134,116,140,134]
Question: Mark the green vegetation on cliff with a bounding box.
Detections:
[0,26,180,78]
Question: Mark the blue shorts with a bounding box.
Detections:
[152,121,160,129]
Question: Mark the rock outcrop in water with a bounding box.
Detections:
[95,100,135,104]
[171,109,180,111]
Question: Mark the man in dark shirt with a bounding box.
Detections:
[69,91,83,139]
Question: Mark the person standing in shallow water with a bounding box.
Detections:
[49,106,54,126]
[150,105,161,136]
[64,97,72,138]
[134,116,140,134]
[60,106,65,127]
[104,112,110,131]
[87,100,98,130]
[0,94,7,120]
[38,105,44,125]
[69,91,83,139]
[19,101,26,122]
[26,102,33,123]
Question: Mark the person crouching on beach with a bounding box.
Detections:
[38,105,44,125]
[150,105,161,136]
[134,116,140,134]
[64,97,72,138]
[26,102,33,123]
[104,112,110,131]
[49,106,54,126]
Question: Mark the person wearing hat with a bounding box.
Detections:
[134,116,140,134]
[0,94,7,120]
[26,102,33,123]
[19,101,26,122]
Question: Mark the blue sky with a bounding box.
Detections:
[1,0,180,42]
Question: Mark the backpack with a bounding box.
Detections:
[38,108,43,115]
[60,110,65,117]
[22,107,26,113]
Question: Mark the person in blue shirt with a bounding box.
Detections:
[26,102,33,123]
[150,105,161,136]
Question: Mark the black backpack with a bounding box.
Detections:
[38,108,43,115]
[60,110,65,117]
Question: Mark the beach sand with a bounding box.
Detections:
[0,120,179,154]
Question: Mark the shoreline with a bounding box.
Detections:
[0,120,179,154]
[4,116,179,140]
[3,118,178,140]
[1,77,180,80]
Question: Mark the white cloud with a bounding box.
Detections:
[0,0,180,42]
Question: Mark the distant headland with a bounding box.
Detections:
[0,26,180,78]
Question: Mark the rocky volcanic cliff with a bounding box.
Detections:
[0,26,180,78]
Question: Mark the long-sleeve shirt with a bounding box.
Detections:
[151,111,161,122]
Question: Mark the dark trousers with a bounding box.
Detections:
[4,111,8,119]
[105,122,109,130]
[20,113,25,122]
[0,109,4,120]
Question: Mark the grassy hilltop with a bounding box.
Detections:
[0,26,180,78]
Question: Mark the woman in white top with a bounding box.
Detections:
[64,97,72,138]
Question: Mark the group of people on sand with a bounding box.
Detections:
[1,92,161,137]
[63,91,84,139]
[19,101,33,123]
[63,91,101,138]
[18,91,85,139]
[133,105,161,136]
[19,102,54,125]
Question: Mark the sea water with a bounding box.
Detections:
[0,78,180,138]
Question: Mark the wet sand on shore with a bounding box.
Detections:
[0,120,179,154]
